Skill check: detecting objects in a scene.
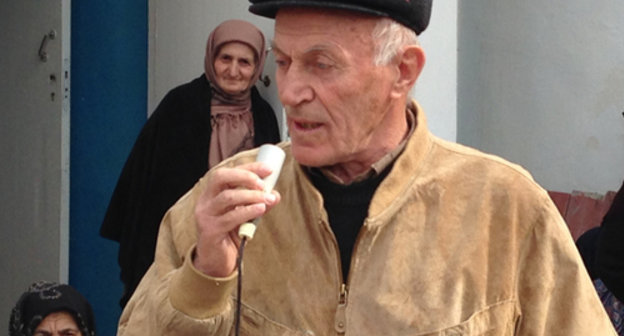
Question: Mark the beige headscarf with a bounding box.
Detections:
[204,19,267,168]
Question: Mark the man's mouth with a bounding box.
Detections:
[295,121,322,130]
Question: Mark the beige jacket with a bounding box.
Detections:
[118,103,616,335]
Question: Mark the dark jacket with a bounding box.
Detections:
[100,75,280,307]
[596,180,624,302]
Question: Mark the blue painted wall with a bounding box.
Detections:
[70,2,147,335]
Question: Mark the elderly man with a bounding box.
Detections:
[118,0,617,335]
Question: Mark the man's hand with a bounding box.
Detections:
[193,162,281,277]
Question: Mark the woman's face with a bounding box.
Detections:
[213,42,257,95]
[34,311,82,336]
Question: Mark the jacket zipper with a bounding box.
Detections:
[318,215,349,334]
[319,214,359,335]
[334,283,348,334]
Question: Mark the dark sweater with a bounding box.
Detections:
[309,166,391,281]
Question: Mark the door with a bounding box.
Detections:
[0,0,70,332]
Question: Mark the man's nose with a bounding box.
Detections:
[278,66,313,107]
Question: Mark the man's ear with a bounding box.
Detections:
[391,45,425,98]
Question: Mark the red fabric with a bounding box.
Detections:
[548,190,617,241]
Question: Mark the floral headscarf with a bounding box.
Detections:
[9,281,96,336]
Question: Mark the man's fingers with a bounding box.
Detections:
[209,167,263,193]
[224,202,267,225]
[207,162,274,195]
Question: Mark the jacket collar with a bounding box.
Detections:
[367,99,433,221]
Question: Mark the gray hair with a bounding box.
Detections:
[372,18,419,66]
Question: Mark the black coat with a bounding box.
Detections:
[100,75,281,307]
[596,180,624,302]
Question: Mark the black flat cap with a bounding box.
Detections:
[249,0,432,35]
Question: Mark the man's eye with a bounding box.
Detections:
[275,59,289,68]
[315,62,331,70]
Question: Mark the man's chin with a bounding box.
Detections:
[291,146,330,168]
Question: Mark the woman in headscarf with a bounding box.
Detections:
[9,281,96,336]
[100,19,281,308]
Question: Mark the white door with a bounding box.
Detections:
[0,0,70,331]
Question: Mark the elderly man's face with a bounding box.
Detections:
[273,9,401,169]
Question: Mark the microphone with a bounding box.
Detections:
[238,144,285,240]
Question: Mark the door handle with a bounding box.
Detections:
[38,30,57,62]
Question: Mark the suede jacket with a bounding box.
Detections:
[118,102,616,335]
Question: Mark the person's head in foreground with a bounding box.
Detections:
[250,0,430,181]
[9,281,96,336]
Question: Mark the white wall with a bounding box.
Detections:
[148,1,458,142]
[416,1,458,142]
[458,1,624,193]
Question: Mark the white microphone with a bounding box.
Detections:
[238,144,285,240]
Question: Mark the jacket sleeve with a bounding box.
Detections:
[117,175,238,336]
[514,196,617,335]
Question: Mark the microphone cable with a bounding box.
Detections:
[232,144,285,335]
[234,236,248,336]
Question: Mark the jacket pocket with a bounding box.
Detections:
[415,300,518,336]
[238,305,313,336]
